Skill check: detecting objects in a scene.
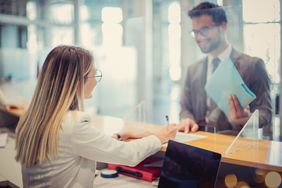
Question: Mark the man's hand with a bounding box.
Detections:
[228,95,250,126]
[177,118,199,133]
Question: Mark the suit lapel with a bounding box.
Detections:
[230,48,242,68]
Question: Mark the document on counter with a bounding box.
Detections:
[163,132,206,146]
[205,58,256,115]
[0,133,8,148]
[174,132,206,143]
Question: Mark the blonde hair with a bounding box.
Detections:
[15,45,93,167]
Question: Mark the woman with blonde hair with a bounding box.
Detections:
[15,45,177,187]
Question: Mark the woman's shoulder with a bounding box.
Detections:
[62,111,91,129]
[64,110,91,124]
[60,111,92,136]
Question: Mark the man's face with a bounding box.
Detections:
[191,14,225,54]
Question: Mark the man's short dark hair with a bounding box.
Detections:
[188,1,227,25]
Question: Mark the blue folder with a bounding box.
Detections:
[204,58,256,115]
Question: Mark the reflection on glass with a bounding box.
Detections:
[123,100,147,123]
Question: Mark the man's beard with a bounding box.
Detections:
[198,39,221,54]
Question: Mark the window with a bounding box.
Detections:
[168,1,181,81]
[101,7,123,47]
[243,0,280,83]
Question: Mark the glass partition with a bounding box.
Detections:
[225,110,259,156]
[123,100,147,123]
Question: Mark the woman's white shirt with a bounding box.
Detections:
[21,111,162,188]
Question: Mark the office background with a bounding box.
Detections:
[0,0,281,140]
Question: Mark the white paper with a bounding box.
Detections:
[163,132,206,147]
[174,132,206,143]
[0,133,8,148]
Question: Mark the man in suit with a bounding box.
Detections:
[179,2,272,134]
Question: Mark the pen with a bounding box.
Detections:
[165,115,169,125]
[113,133,122,141]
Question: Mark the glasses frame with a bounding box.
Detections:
[190,25,219,38]
[87,69,102,82]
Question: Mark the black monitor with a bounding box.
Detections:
[158,140,221,188]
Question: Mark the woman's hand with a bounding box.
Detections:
[112,124,178,144]
[112,130,151,141]
[152,124,178,144]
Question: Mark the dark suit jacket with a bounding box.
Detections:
[180,49,272,132]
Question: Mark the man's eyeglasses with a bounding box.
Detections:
[87,69,102,82]
[190,25,218,38]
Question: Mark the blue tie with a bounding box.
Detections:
[212,57,220,72]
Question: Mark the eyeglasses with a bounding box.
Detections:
[87,69,102,82]
[190,25,219,38]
